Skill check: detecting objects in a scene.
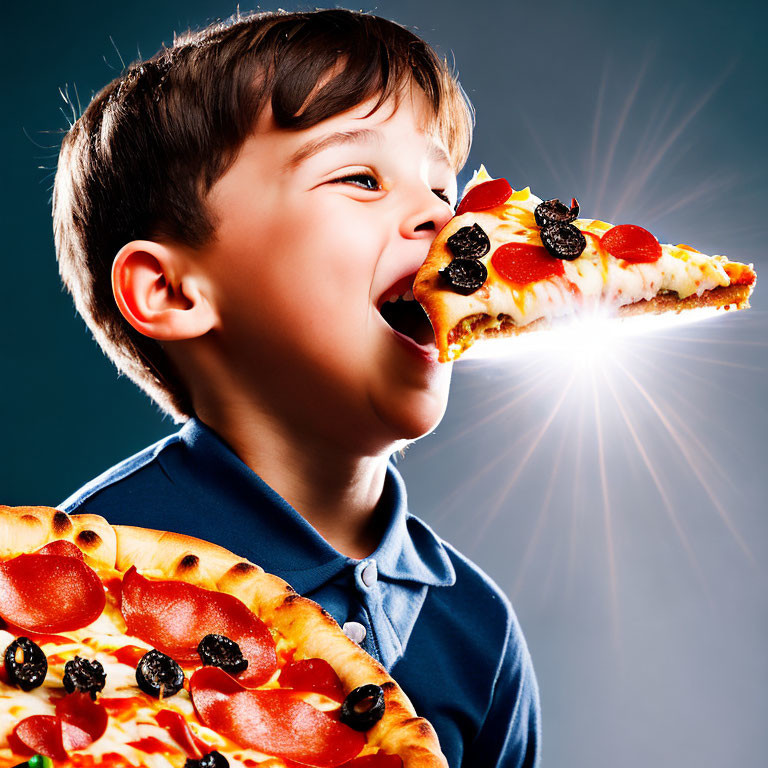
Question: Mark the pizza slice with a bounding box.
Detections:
[0,505,446,768]
[413,167,757,362]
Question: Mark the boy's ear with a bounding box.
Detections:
[112,240,217,341]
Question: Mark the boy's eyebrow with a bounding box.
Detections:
[284,127,451,171]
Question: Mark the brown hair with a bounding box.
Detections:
[53,8,474,421]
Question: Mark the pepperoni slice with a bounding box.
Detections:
[12,694,107,760]
[126,736,180,754]
[120,567,277,686]
[279,658,346,702]
[55,692,109,750]
[0,619,74,646]
[36,540,85,560]
[112,644,149,668]
[0,553,106,632]
[190,667,365,767]
[13,715,68,760]
[341,755,404,767]
[600,224,662,263]
[491,243,566,288]
[155,709,211,759]
[456,178,513,215]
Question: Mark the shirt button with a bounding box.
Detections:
[342,621,367,644]
[361,560,377,587]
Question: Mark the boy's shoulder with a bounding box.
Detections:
[59,429,187,518]
[418,521,523,645]
[60,424,519,647]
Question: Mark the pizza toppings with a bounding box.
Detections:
[491,243,566,287]
[121,566,277,685]
[278,658,346,702]
[600,224,663,263]
[53,692,109,750]
[439,258,488,295]
[4,637,47,691]
[0,552,106,632]
[340,685,386,731]
[12,693,108,760]
[184,751,229,767]
[540,222,587,261]
[35,540,85,560]
[12,716,68,761]
[11,756,53,768]
[446,223,490,259]
[534,197,579,226]
[155,708,213,759]
[62,655,107,700]
[135,649,185,698]
[197,633,248,676]
[190,666,366,767]
[455,178,513,215]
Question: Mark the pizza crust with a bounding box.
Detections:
[0,506,448,767]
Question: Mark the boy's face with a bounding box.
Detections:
[197,86,457,452]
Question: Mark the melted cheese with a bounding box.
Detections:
[442,168,733,347]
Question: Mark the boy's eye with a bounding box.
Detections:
[330,174,453,207]
[331,173,381,191]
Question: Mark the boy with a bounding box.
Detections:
[53,9,540,767]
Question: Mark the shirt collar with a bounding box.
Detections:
[169,418,455,595]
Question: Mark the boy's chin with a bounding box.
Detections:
[372,378,451,446]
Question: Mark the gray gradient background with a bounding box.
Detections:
[2,1,766,766]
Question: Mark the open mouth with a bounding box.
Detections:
[377,274,436,348]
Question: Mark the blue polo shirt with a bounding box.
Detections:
[60,418,541,767]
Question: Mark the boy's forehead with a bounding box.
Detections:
[249,89,452,171]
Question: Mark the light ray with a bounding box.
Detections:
[586,55,610,203]
[598,362,712,601]
[617,354,734,486]
[520,112,574,195]
[641,171,742,223]
[431,421,544,527]
[511,406,575,600]
[591,364,621,649]
[624,343,763,371]
[412,362,550,463]
[565,380,589,603]
[594,48,652,213]
[470,370,578,548]
[607,58,738,220]
[614,359,757,567]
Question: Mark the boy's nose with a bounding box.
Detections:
[399,193,454,240]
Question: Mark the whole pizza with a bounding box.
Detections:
[0,506,447,768]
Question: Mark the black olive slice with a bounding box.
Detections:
[4,637,47,691]
[197,634,248,676]
[340,684,386,731]
[540,222,587,261]
[63,655,107,699]
[534,197,580,227]
[184,751,229,768]
[135,649,184,698]
[439,258,487,295]
[446,223,490,259]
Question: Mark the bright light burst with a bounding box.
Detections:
[410,307,764,647]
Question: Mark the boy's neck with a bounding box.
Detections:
[196,409,392,561]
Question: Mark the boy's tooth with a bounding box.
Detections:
[402,289,414,301]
